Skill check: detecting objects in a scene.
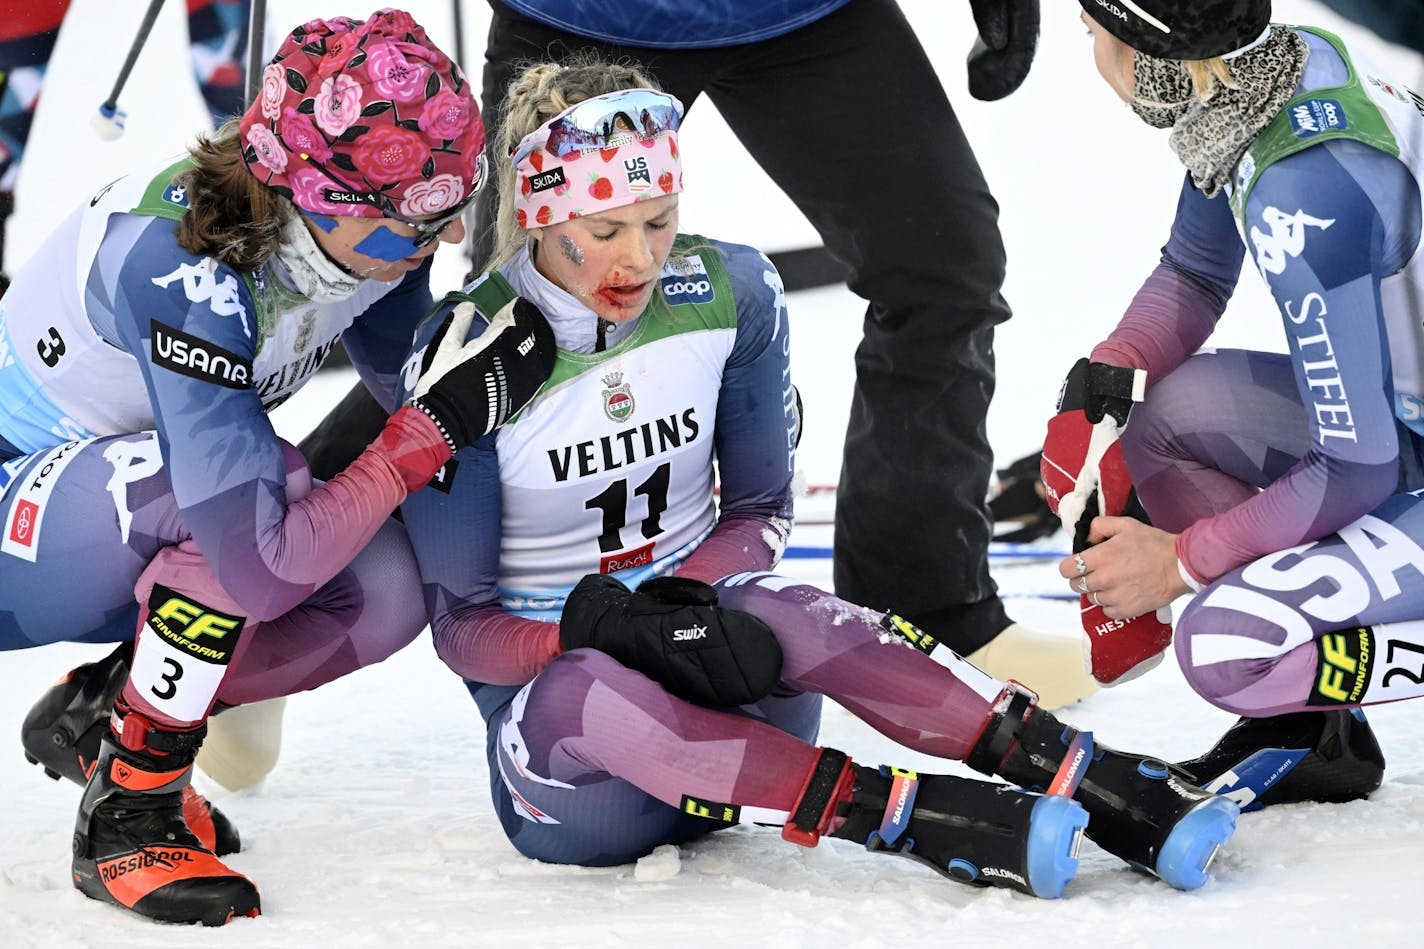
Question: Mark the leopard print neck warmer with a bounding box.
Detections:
[1131,26,1309,197]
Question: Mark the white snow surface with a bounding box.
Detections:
[4,1,1424,945]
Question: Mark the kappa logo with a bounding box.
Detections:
[151,258,250,337]
[1250,206,1335,276]
[660,254,714,305]
[151,321,252,389]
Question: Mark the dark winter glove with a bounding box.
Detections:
[1040,357,1146,549]
[559,574,784,708]
[410,297,556,451]
[967,0,1040,101]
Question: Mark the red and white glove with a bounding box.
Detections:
[1079,596,1174,686]
[1045,358,1169,684]
[1040,358,1146,548]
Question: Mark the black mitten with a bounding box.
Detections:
[967,0,1040,101]
[559,574,783,707]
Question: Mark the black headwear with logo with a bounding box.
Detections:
[1078,0,1271,60]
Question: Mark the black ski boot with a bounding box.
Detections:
[72,704,260,926]
[1176,709,1385,811]
[967,685,1237,890]
[782,748,1088,898]
[22,644,241,855]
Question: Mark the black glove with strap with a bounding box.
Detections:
[559,574,784,708]
[967,0,1040,101]
[410,296,556,451]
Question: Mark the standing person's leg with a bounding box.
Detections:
[700,0,1093,705]
[184,0,250,127]
[0,0,73,290]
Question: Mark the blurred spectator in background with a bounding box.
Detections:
[0,0,250,291]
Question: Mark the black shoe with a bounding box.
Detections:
[72,711,259,926]
[1176,709,1385,812]
[22,644,241,855]
[831,765,1088,898]
[968,687,1237,891]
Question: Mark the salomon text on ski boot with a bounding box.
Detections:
[71,702,260,926]
[1177,709,1384,812]
[967,685,1238,890]
[781,748,1088,898]
[22,643,241,855]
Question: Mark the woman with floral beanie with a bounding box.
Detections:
[0,9,553,925]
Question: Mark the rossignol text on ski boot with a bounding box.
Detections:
[782,748,1089,898]
[1176,709,1384,812]
[967,684,1238,890]
[22,643,240,855]
[71,702,260,926]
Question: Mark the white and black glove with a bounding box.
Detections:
[559,574,784,708]
[410,298,556,451]
[967,0,1040,101]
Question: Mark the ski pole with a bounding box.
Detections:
[244,0,268,103]
[93,0,168,140]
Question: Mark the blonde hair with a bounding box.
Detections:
[487,54,664,271]
[176,120,293,272]
[1185,58,1238,101]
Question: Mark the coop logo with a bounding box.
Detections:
[2,439,85,562]
[151,321,252,389]
[1289,98,1347,138]
[660,254,714,305]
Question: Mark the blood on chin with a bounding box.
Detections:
[594,281,653,320]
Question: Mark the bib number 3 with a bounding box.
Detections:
[130,583,247,722]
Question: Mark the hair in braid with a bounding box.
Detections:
[487,54,663,271]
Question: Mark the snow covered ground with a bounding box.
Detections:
[3,1,1424,945]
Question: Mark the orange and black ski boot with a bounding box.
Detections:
[70,703,260,926]
[22,643,241,855]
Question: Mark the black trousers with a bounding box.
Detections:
[303,0,1014,651]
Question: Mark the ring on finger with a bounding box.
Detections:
[1074,554,1088,577]
[1090,592,1102,607]
[1076,577,1091,595]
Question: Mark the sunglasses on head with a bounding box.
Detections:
[378,186,480,250]
[512,89,685,169]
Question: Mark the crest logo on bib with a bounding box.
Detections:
[602,371,635,423]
